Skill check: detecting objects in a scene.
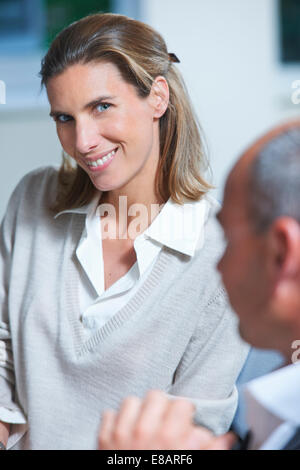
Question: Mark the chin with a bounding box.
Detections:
[238,323,266,349]
[88,175,118,192]
[238,323,254,346]
[89,166,129,188]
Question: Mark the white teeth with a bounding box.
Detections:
[87,149,116,168]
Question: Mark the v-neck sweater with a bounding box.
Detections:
[0,166,249,450]
[66,186,208,336]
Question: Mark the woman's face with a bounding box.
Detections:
[46,61,167,193]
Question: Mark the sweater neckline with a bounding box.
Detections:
[65,216,178,357]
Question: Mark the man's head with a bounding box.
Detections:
[217,121,300,358]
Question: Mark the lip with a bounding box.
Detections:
[84,147,118,162]
[84,147,118,172]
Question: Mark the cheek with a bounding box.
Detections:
[217,248,232,281]
[106,118,129,143]
[218,247,248,300]
[123,101,155,138]
[56,126,72,153]
[57,125,81,161]
[115,111,155,159]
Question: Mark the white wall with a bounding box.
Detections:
[0,53,61,217]
[141,0,300,200]
[0,108,61,215]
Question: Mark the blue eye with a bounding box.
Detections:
[56,114,72,123]
[96,103,111,113]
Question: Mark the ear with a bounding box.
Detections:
[149,76,169,119]
[267,217,300,281]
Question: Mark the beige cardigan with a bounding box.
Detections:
[0,166,249,449]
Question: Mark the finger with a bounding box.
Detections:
[207,432,237,450]
[98,409,117,450]
[182,425,215,450]
[113,396,142,449]
[132,390,170,449]
[157,399,195,449]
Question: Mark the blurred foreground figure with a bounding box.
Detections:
[99,121,300,450]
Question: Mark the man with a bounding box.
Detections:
[98,121,300,450]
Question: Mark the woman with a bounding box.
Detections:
[0,13,248,450]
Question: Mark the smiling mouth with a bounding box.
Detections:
[85,148,118,168]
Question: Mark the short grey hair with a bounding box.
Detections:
[248,127,300,233]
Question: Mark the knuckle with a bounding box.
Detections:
[145,389,165,400]
[171,398,194,414]
[132,423,152,442]
[121,395,141,409]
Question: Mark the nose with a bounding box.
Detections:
[75,118,100,155]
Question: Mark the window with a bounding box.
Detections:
[0,0,29,34]
[0,0,44,53]
[44,0,111,47]
[279,0,300,63]
[0,0,112,53]
[0,0,140,109]
[0,0,142,54]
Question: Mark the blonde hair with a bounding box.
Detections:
[40,13,212,212]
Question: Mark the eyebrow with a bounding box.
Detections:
[49,95,116,118]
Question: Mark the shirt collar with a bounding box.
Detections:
[54,192,209,257]
[244,361,300,425]
[143,197,209,257]
[53,191,101,220]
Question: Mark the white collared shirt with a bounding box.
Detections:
[55,194,209,337]
[244,361,300,450]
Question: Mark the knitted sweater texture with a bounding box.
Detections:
[0,167,249,450]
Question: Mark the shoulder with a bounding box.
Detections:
[14,165,59,196]
[194,194,224,261]
[13,165,57,197]
[4,165,59,221]
[183,194,226,307]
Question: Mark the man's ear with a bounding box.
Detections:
[267,217,300,280]
[150,76,169,119]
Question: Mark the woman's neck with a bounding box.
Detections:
[100,182,164,239]
[100,141,166,238]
